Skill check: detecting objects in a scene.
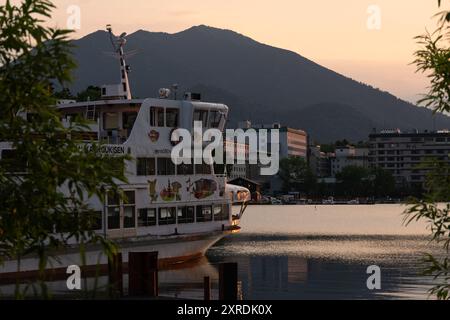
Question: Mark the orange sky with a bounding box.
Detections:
[5,0,448,103]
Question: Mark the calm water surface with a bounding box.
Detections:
[160,205,444,300]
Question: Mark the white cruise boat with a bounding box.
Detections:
[0,27,250,277]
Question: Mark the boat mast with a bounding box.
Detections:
[106,24,132,100]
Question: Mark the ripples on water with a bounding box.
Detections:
[161,205,445,300]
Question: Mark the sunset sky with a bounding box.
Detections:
[9,0,448,103]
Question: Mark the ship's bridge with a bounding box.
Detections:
[56,95,229,145]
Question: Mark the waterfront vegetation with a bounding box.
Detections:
[279,157,396,199]
[404,0,450,300]
[0,0,128,299]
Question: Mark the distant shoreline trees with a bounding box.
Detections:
[53,85,102,102]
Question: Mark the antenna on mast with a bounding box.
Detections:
[106,24,132,100]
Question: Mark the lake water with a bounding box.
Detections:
[159,204,445,300]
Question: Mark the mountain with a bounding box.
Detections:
[68,25,450,142]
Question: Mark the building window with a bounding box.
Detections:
[196,205,213,222]
[138,208,157,227]
[159,207,176,225]
[166,108,179,127]
[193,109,208,127]
[177,206,195,224]
[123,191,135,228]
[137,158,156,176]
[150,107,164,127]
[157,158,176,175]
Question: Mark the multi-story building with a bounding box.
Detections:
[330,146,369,177]
[235,121,308,192]
[223,140,249,179]
[309,145,332,178]
[242,122,308,159]
[368,129,450,186]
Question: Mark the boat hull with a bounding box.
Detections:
[0,228,239,283]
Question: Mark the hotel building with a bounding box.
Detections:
[368,129,450,186]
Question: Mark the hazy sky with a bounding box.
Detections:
[7,0,448,103]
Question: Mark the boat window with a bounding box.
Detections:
[150,107,164,127]
[90,211,103,230]
[209,110,222,128]
[138,208,157,227]
[196,205,213,222]
[166,108,179,127]
[193,109,208,127]
[123,191,136,230]
[1,149,26,173]
[122,112,137,134]
[63,113,82,121]
[137,158,156,176]
[107,192,120,230]
[223,204,230,220]
[159,207,176,225]
[213,205,229,221]
[177,162,194,175]
[104,112,119,130]
[214,164,226,175]
[177,206,195,224]
[195,163,212,175]
[157,158,176,175]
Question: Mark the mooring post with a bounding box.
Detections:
[108,252,123,298]
[204,276,211,301]
[219,263,238,300]
[147,251,159,297]
[128,252,158,297]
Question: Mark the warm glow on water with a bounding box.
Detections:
[162,205,444,300]
[239,204,430,236]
